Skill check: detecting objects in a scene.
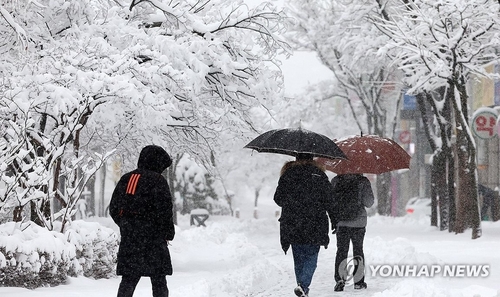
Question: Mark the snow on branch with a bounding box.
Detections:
[0,7,28,49]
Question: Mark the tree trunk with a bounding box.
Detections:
[416,92,439,226]
[376,172,391,215]
[454,129,481,238]
[417,88,457,232]
[447,154,457,233]
[210,150,233,216]
[13,206,23,222]
[430,162,439,227]
[432,151,450,230]
[166,154,182,224]
[99,166,106,217]
[254,187,261,219]
[491,190,500,222]
[441,87,456,233]
[450,81,481,239]
[165,165,177,225]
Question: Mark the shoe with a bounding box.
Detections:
[334,281,345,292]
[354,282,367,290]
[294,285,307,297]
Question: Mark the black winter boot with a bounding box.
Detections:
[334,280,345,292]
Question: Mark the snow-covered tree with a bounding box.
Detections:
[286,0,403,215]
[275,80,361,138]
[375,0,500,238]
[0,0,290,228]
[414,89,455,231]
[174,154,228,215]
[0,69,113,231]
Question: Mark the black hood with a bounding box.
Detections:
[137,145,172,173]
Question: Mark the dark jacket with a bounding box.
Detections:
[109,145,175,276]
[274,160,335,253]
[331,174,374,228]
[479,184,497,219]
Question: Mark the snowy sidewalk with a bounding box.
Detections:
[1,214,499,297]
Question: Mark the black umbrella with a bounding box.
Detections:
[244,128,347,160]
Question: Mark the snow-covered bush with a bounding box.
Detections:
[0,220,118,288]
[63,220,119,279]
[174,154,230,215]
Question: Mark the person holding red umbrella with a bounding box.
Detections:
[313,134,405,291]
[330,173,374,291]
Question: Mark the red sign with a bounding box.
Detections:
[472,108,497,139]
[399,130,411,144]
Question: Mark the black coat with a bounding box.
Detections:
[274,161,335,253]
[109,145,175,276]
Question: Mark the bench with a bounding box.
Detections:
[190,208,210,227]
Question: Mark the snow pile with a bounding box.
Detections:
[64,220,118,278]
[370,213,437,229]
[367,236,440,265]
[0,221,118,288]
[170,216,284,296]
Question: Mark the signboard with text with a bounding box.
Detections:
[400,91,417,120]
[399,130,411,144]
[403,93,417,110]
[472,107,497,139]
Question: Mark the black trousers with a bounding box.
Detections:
[334,226,366,284]
[117,275,169,297]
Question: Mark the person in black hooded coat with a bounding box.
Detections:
[273,154,335,297]
[110,145,175,297]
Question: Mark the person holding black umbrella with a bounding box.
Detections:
[273,153,336,297]
[245,127,346,296]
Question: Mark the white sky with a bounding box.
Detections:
[280,51,334,96]
[243,0,335,96]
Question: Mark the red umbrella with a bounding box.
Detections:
[316,134,411,174]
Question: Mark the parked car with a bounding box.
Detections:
[405,197,431,216]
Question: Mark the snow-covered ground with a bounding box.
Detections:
[1,205,499,297]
